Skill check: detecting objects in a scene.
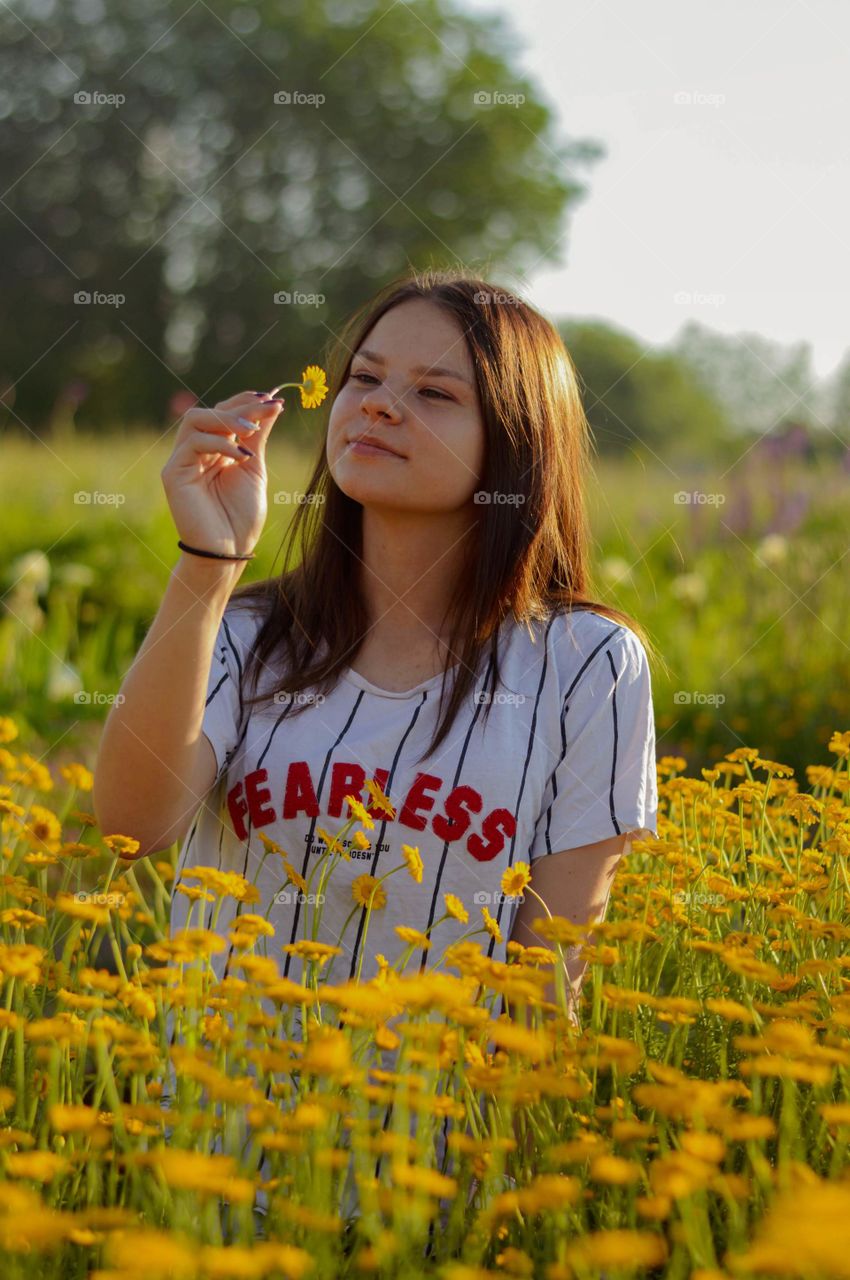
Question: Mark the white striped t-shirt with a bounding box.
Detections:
[172,605,658,985]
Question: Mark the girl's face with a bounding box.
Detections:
[327,298,486,514]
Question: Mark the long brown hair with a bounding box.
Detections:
[230,265,658,766]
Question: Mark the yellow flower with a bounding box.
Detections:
[105,1226,198,1277]
[390,1162,457,1197]
[401,844,423,883]
[281,940,342,964]
[48,1103,101,1133]
[345,793,375,830]
[226,912,275,938]
[198,1242,314,1279]
[5,1151,69,1182]
[23,803,61,846]
[280,858,309,894]
[302,1028,352,1078]
[174,884,216,903]
[54,891,110,926]
[444,893,468,923]
[352,830,371,850]
[0,717,19,744]
[316,826,349,858]
[501,861,531,898]
[567,1230,668,1269]
[10,755,53,792]
[364,777,395,818]
[102,833,142,859]
[298,364,328,409]
[395,925,430,950]
[145,1150,254,1202]
[58,762,93,791]
[590,1154,642,1185]
[181,867,260,902]
[481,905,502,942]
[352,874,387,910]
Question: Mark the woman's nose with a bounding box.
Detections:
[362,390,402,421]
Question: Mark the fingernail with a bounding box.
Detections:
[237,445,255,456]
[236,416,261,430]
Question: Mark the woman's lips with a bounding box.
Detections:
[348,439,405,458]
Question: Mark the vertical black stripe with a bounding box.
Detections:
[606,647,622,834]
[487,612,558,957]
[417,655,497,970]
[533,624,624,858]
[282,690,367,979]
[345,693,430,981]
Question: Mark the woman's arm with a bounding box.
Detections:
[508,833,630,1021]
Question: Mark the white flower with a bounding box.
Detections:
[599,556,634,587]
[8,550,50,594]
[670,572,707,605]
[756,534,788,566]
[46,659,84,702]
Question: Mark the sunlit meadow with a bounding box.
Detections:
[2,708,850,1277]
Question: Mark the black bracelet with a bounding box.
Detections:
[177,539,255,562]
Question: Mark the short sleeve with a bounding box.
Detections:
[530,625,658,859]
[201,607,256,778]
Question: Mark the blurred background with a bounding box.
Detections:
[1,0,848,784]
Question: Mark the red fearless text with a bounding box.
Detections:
[226,760,517,862]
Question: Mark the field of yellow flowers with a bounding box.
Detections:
[2,712,850,1279]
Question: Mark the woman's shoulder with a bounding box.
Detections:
[510,606,649,685]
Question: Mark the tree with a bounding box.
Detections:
[559,320,729,462]
[670,321,824,437]
[0,0,604,432]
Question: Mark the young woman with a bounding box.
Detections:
[93,267,658,1020]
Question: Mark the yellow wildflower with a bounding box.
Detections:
[444,893,468,923]
[5,1151,69,1182]
[298,364,328,409]
[364,777,395,818]
[394,926,430,950]
[345,794,375,830]
[501,862,531,898]
[58,762,93,791]
[567,1229,668,1269]
[352,874,386,910]
[401,844,423,883]
[481,905,502,942]
[0,718,19,744]
[103,833,142,858]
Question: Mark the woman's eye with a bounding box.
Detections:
[350,371,450,401]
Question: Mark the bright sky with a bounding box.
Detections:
[461,0,847,378]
